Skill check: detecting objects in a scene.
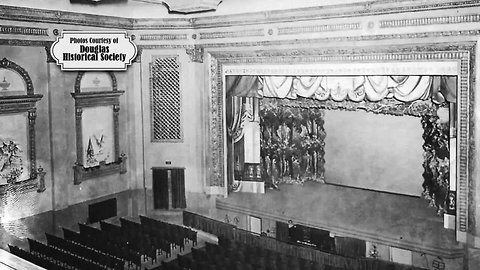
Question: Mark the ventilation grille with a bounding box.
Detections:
[150,56,182,142]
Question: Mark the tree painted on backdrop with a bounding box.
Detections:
[260,98,326,184]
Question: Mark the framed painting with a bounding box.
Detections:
[71,71,127,184]
[0,57,44,195]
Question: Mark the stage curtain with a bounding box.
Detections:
[226,76,259,191]
[262,76,295,98]
[226,76,264,194]
[252,75,454,104]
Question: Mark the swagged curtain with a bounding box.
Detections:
[259,76,455,104]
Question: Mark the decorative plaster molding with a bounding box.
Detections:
[199,29,264,40]
[200,29,480,49]
[44,45,56,63]
[138,44,191,50]
[0,39,52,47]
[0,58,43,196]
[188,0,480,29]
[130,18,192,30]
[0,5,132,29]
[186,45,204,63]
[277,22,361,35]
[3,1,480,30]
[380,13,480,28]
[71,72,126,185]
[74,71,117,94]
[0,25,48,36]
[140,33,188,41]
[223,61,459,76]
[133,48,143,63]
[0,57,34,95]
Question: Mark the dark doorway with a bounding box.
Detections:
[88,198,117,223]
[152,167,186,210]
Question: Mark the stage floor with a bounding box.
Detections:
[216,182,464,258]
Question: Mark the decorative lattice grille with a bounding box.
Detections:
[150,56,182,141]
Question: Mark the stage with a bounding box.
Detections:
[216,181,464,259]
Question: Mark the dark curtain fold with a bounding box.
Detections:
[226,75,261,192]
[171,169,186,209]
[153,169,169,209]
[431,76,457,104]
[275,221,289,242]
[226,75,261,98]
[334,236,366,258]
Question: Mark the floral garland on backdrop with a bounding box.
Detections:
[421,106,450,215]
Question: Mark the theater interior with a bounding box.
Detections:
[1,0,480,269]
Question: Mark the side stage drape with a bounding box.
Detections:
[226,76,264,194]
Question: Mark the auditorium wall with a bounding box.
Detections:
[0,45,52,220]
[0,43,135,221]
[3,1,480,268]
[324,110,424,196]
[139,49,207,200]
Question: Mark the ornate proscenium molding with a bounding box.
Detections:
[207,45,472,245]
[186,45,204,63]
[163,0,223,13]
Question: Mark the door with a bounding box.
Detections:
[171,169,186,209]
[152,168,169,209]
[249,216,262,234]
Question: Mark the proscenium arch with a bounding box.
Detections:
[206,44,473,245]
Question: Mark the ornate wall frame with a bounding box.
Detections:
[206,44,473,245]
[0,57,44,195]
[71,72,127,185]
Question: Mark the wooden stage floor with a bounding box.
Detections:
[216,181,464,258]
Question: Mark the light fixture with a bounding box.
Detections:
[162,0,223,13]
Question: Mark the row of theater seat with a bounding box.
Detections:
[9,245,73,270]
[9,215,197,270]
[162,237,347,270]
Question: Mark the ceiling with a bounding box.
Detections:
[0,0,373,18]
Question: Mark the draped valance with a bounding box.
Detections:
[227,75,456,104]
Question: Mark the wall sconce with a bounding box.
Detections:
[369,244,379,259]
[36,166,46,192]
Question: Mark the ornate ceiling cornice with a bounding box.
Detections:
[0,5,134,29]
[2,0,480,30]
